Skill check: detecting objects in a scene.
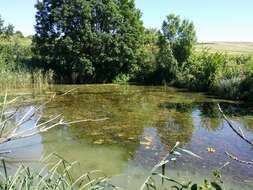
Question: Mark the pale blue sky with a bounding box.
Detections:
[0,0,252,42]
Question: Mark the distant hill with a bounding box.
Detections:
[0,35,32,47]
[196,42,253,55]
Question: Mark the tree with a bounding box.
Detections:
[0,15,15,36]
[0,15,4,34]
[155,14,196,83]
[15,31,24,38]
[161,14,196,64]
[156,34,178,82]
[33,0,146,83]
[4,24,14,36]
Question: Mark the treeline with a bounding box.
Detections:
[32,1,197,85]
[1,0,253,100]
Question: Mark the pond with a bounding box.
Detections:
[2,84,253,189]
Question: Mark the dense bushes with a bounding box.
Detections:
[0,38,31,71]
[175,51,225,91]
[175,51,253,100]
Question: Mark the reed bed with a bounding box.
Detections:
[0,69,54,90]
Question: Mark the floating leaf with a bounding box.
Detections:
[207,147,216,153]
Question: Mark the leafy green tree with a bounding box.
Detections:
[155,14,196,83]
[0,15,14,36]
[155,34,178,82]
[4,24,14,36]
[15,31,24,38]
[161,14,196,64]
[133,28,159,82]
[33,0,146,83]
[0,15,4,34]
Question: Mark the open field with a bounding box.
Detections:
[196,42,253,54]
[0,35,32,47]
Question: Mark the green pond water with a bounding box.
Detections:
[2,84,253,189]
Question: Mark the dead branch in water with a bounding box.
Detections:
[0,89,108,154]
[225,151,253,165]
[217,104,253,146]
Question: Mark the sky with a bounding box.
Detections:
[0,0,252,42]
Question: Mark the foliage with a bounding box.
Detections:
[155,35,178,82]
[174,49,253,101]
[159,14,197,65]
[213,64,243,99]
[33,0,147,83]
[112,73,130,84]
[1,8,253,101]
[0,34,53,89]
[14,30,24,38]
[154,14,197,83]
[176,51,226,91]
[133,28,159,83]
[239,62,253,101]
[0,37,31,71]
[0,15,14,36]
[0,15,53,89]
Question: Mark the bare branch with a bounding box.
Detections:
[0,89,109,155]
[60,88,78,96]
[226,151,253,165]
[218,104,253,146]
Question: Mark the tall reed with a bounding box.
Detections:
[0,69,54,90]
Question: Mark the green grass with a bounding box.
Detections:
[196,42,253,55]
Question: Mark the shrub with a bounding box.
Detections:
[176,51,226,91]
[112,73,131,84]
[239,62,253,100]
[214,77,242,99]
